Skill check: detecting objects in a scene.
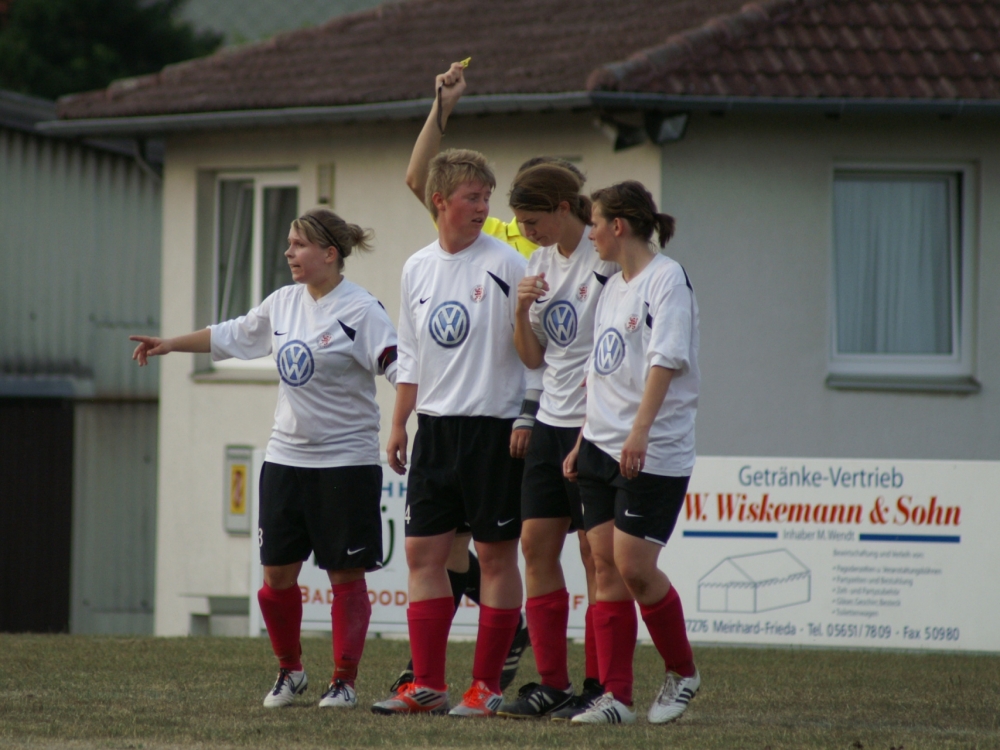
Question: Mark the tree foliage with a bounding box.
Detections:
[0,0,221,100]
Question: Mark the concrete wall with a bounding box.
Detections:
[661,112,999,461]
[154,112,659,634]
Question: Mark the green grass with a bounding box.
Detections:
[1,634,998,749]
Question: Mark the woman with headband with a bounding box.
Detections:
[130,208,398,711]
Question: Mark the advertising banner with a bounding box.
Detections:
[250,454,1000,652]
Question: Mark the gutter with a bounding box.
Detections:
[36,93,594,138]
[589,93,1000,117]
[35,91,1000,138]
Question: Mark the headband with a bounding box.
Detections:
[300,214,341,254]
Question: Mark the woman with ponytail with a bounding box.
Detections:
[130,208,398,711]
[496,163,618,720]
[563,181,701,725]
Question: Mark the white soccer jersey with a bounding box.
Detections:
[525,234,618,427]
[210,280,398,468]
[583,252,700,476]
[397,232,528,417]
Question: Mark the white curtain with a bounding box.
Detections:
[217,180,254,323]
[833,176,954,355]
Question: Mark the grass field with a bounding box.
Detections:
[2,634,998,749]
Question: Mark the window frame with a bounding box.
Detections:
[212,170,299,372]
[827,162,977,390]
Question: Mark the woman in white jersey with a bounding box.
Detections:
[130,208,398,711]
[563,181,701,725]
[496,163,616,720]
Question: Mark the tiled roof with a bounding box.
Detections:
[57,0,1000,121]
[590,0,1000,100]
[57,0,746,119]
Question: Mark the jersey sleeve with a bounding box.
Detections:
[354,300,399,388]
[524,253,548,347]
[395,266,418,385]
[647,275,694,373]
[209,294,274,361]
[508,256,527,330]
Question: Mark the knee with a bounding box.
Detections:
[616,560,651,599]
[476,543,519,579]
[405,540,446,574]
[520,533,549,568]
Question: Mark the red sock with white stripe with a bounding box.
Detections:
[593,599,637,705]
[638,586,696,677]
[331,579,370,685]
[472,604,521,694]
[258,583,303,670]
[525,588,570,690]
[407,596,454,691]
[584,604,599,681]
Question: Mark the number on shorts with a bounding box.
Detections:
[258,528,263,547]
[404,504,411,523]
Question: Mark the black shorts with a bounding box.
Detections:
[405,414,523,543]
[521,419,584,530]
[258,461,383,571]
[576,438,688,546]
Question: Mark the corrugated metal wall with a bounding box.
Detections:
[70,402,157,634]
[0,124,162,634]
[0,127,161,396]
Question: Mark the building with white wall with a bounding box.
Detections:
[44,0,1000,635]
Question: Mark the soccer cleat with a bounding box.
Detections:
[448,680,504,717]
[371,682,449,715]
[387,662,415,695]
[262,668,308,708]
[549,677,603,722]
[647,669,700,724]
[499,613,530,691]
[570,692,636,725]
[318,678,357,708]
[497,682,573,719]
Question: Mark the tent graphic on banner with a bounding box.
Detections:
[698,549,811,613]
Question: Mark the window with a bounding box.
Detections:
[214,172,298,370]
[828,167,976,390]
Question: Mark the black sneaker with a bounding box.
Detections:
[549,677,603,722]
[387,660,414,695]
[499,614,529,691]
[497,682,574,719]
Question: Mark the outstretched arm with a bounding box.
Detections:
[405,61,468,204]
[130,329,211,366]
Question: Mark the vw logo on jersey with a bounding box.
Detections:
[543,300,578,347]
[594,329,626,375]
[429,301,470,348]
[277,339,315,386]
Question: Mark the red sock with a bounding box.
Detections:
[638,587,696,677]
[407,597,454,691]
[584,604,599,682]
[331,579,370,685]
[472,604,521,694]
[593,600,637,705]
[526,589,570,690]
[258,583,303,670]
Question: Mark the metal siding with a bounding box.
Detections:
[0,127,161,397]
[70,402,157,634]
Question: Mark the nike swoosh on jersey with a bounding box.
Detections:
[623,510,643,518]
[419,297,430,304]
[346,547,366,555]
[497,518,515,527]
[274,331,287,336]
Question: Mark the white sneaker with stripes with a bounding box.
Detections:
[262,668,308,708]
[569,692,636,724]
[647,669,700,724]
